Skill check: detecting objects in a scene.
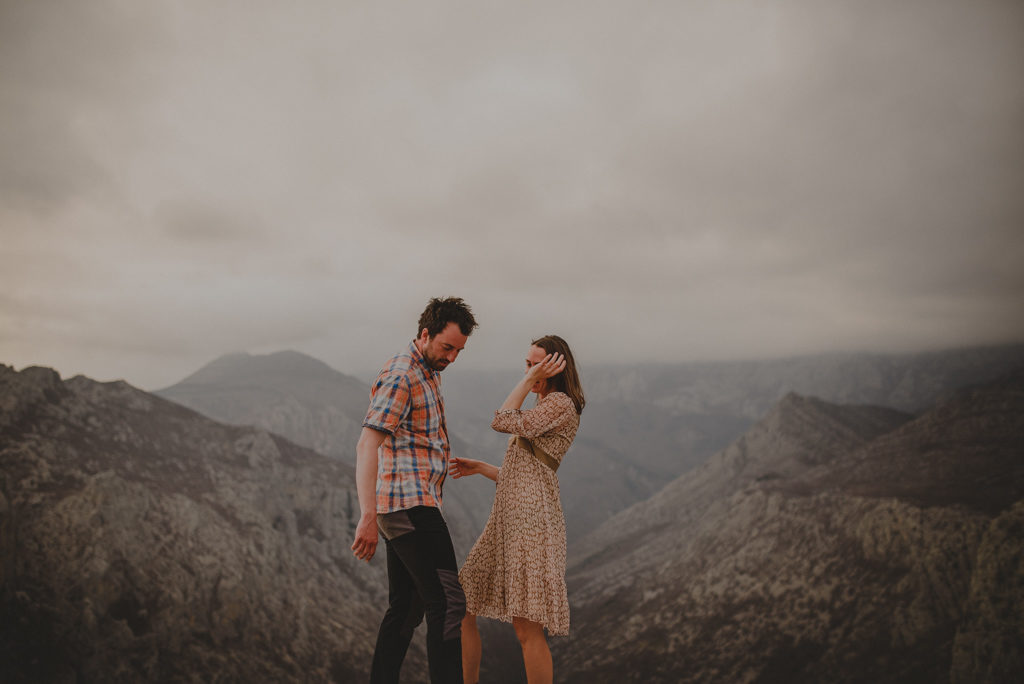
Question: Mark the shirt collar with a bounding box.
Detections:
[408,339,438,379]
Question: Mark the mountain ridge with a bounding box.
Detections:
[568,392,912,579]
[162,350,365,390]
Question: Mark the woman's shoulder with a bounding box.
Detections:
[542,391,576,411]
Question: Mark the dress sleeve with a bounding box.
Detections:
[491,393,573,438]
[362,372,411,435]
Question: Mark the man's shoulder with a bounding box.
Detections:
[376,348,417,382]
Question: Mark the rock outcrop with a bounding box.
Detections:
[0,364,413,683]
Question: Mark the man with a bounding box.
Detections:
[352,296,478,684]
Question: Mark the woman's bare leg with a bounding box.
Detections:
[461,612,481,684]
[513,617,552,684]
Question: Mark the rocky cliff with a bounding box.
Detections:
[556,372,1024,683]
[0,364,420,683]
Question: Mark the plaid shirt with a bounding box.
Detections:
[363,340,450,513]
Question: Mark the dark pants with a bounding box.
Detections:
[370,505,465,684]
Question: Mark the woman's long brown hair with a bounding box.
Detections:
[531,334,585,414]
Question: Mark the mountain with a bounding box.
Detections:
[567,393,913,575]
[554,372,1024,683]
[0,364,421,683]
[4,347,1023,682]
[794,371,1024,512]
[155,350,368,461]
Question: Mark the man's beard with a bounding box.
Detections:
[422,350,449,372]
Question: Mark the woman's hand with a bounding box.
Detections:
[525,353,566,384]
[450,457,499,482]
[497,352,567,412]
[449,457,484,478]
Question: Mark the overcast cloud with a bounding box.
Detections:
[2,0,1023,389]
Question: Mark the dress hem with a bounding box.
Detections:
[467,603,570,637]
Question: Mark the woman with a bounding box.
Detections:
[449,335,585,684]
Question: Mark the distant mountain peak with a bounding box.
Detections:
[762,391,911,449]
[165,350,352,389]
[153,350,370,462]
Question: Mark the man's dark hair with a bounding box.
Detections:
[417,297,478,338]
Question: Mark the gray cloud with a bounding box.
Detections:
[1,0,1022,389]
[156,199,266,243]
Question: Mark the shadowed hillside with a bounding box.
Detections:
[556,372,1024,683]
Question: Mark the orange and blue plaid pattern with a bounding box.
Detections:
[363,341,450,513]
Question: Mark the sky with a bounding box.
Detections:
[2,0,1023,390]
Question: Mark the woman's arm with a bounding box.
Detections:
[492,393,573,438]
[449,457,499,482]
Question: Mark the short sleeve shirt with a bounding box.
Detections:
[363,340,450,513]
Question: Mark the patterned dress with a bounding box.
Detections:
[459,391,580,636]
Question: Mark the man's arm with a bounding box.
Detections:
[351,426,387,562]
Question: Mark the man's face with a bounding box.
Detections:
[418,322,469,372]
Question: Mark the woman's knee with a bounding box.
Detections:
[513,618,544,646]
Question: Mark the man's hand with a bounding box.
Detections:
[351,513,379,562]
[353,427,387,562]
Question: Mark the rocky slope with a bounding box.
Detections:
[0,364,423,683]
[567,394,913,573]
[555,372,1024,683]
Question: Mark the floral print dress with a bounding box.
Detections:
[458,391,580,635]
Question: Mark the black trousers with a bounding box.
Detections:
[370,505,465,684]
